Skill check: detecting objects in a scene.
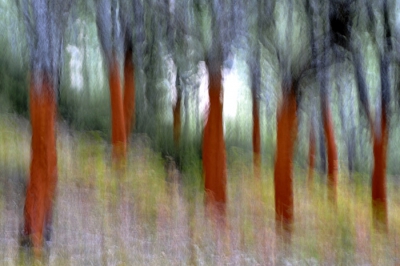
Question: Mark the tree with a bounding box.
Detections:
[246,0,275,179]
[119,0,145,142]
[15,0,72,255]
[350,0,392,231]
[371,0,392,231]
[307,0,339,203]
[201,0,232,220]
[96,0,127,163]
[273,0,306,240]
[274,81,298,239]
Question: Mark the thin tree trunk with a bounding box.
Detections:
[123,48,135,141]
[322,102,338,203]
[252,91,261,179]
[109,55,127,163]
[371,109,388,231]
[372,54,390,232]
[202,68,226,220]
[173,71,182,147]
[371,0,391,232]
[274,88,297,239]
[22,73,57,256]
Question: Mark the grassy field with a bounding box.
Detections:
[0,114,399,265]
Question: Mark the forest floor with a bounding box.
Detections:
[0,114,399,265]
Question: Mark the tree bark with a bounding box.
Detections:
[274,88,297,239]
[109,56,127,163]
[371,111,388,231]
[252,91,261,179]
[123,48,135,141]
[372,55,390,232]
[23,73,57,255]
[322,103,338,203]
[202,68,226,219]
[173,73,182,148]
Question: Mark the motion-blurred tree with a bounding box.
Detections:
[96,0,127,163]
[200,0,232,219]
[15,0,73,256]
[349,0,393,231]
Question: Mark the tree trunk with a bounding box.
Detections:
[274,89,297,239]
[123,48,135,141]
[109,56,127,163]
[202,68,226,219]
[308,121,316,188]
[322,103,338,203]
[252,91,261,179]
[173,74,182,148]
[22,73,57,255]
[371,113,388,231]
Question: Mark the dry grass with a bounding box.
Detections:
[0,115,399,265]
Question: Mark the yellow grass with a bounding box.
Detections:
[0,115,399,265]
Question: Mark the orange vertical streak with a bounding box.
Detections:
[371,109,388,232]
[123,49,135,140]
[252,92,261,179]
[109,56,127,162]
[323,105,338,203]
[274,89,297,238]
[202,68,227,219]
[23,73,57,254]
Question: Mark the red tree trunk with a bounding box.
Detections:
[173,88,182,147]
[252,92,261,179]
[123,49,135,140]
[274,89,297,238]
[202,68,227,218]
[371,110,388,231]
[23,73,57,254]
[322,105,338,203]
[308,122,316,189]
[109,56,127,163]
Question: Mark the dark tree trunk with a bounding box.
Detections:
[123,48,135,141]
[319,121,327,173]
[173,71,182,148]
[252,89,261,179]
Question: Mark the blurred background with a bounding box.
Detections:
[0,0,399,264]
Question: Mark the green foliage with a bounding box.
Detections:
[0,39,28,116]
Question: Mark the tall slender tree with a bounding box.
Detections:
[273,0,301,240]
[121,0,145,142]
[201,0,232,219]
[371,0,392,231]
[350,0,392,231]
[308,0,339,203]
[15,0,72,255]
[96,0,126,163]
[246,0,275,179]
